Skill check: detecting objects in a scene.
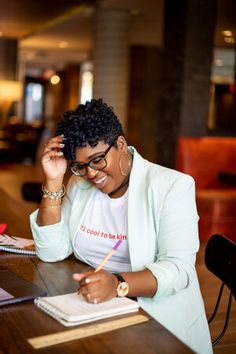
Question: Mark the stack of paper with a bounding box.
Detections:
[35,292,139,327]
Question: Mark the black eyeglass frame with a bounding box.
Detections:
[70,138,117,176]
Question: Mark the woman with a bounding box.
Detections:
[30,98,212,354]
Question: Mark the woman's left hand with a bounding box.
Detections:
[73,270,118,304]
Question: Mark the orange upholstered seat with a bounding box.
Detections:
[176,137,236,242]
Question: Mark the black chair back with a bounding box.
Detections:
[205,234,236,299]
[205,234,236,346]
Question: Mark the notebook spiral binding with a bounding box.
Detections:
[0,245,37,256]
[35,298,64,321]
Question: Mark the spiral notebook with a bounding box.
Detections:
[34,292,139,327]
[0,234,36,256]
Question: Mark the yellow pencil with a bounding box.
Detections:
[94,240,122,272]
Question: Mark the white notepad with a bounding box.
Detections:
[0,234,36,256]
[34,292,139,327]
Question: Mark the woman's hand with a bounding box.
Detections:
[42,135,67,181]
[73,270,118,304]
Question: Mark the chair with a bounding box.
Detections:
[176,137,236,242]
[205,234,236,346]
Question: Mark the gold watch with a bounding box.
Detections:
[114,273,129,297]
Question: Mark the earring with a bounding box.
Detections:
[119,153,131,176]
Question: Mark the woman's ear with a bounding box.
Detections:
[117,136,128,152]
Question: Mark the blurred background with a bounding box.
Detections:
[1,2,236,349]
[0,0,235,166]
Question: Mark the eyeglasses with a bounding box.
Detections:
[70,138,116,176]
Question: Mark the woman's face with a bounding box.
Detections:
[74,136,130,198]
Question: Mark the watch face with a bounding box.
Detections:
[117,282,129,297]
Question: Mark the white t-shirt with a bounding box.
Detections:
[74,189,131,272]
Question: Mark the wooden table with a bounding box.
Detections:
[0,255,193,354]
[0,180,193,354]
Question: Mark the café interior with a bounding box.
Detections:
[0,0,236,352]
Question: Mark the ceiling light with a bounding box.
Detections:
[58,41,68,48]
[50,75,60,85]
[224,37,235,44]
[222,30,233,37]
[42,69,55,80]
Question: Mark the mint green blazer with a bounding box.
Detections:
[30,147,212,354]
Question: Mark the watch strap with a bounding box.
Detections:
[113,273,126,284]
[113,273,129,297]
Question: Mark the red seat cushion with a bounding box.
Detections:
[176,137,236,242]
[176,137,236,189]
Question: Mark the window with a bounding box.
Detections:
[25,82,44,123]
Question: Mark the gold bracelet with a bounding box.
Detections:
[40,205,62,209]
[42,184,66,200]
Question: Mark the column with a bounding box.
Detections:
[0,38,18,80]
[93,8,130,131]
[0,38,21,127]
[157,0,217,168]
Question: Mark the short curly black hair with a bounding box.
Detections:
[56,98,125,160]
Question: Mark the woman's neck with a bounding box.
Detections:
[109,174,130,198]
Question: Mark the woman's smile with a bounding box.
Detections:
[92,175,107,187]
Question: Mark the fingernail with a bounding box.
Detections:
[57,152,63,156]
[59,143,65,148]
[85,278,91,284]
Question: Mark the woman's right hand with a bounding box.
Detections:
[42,135,67,181]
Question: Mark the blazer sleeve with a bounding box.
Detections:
[145,174,200,300]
